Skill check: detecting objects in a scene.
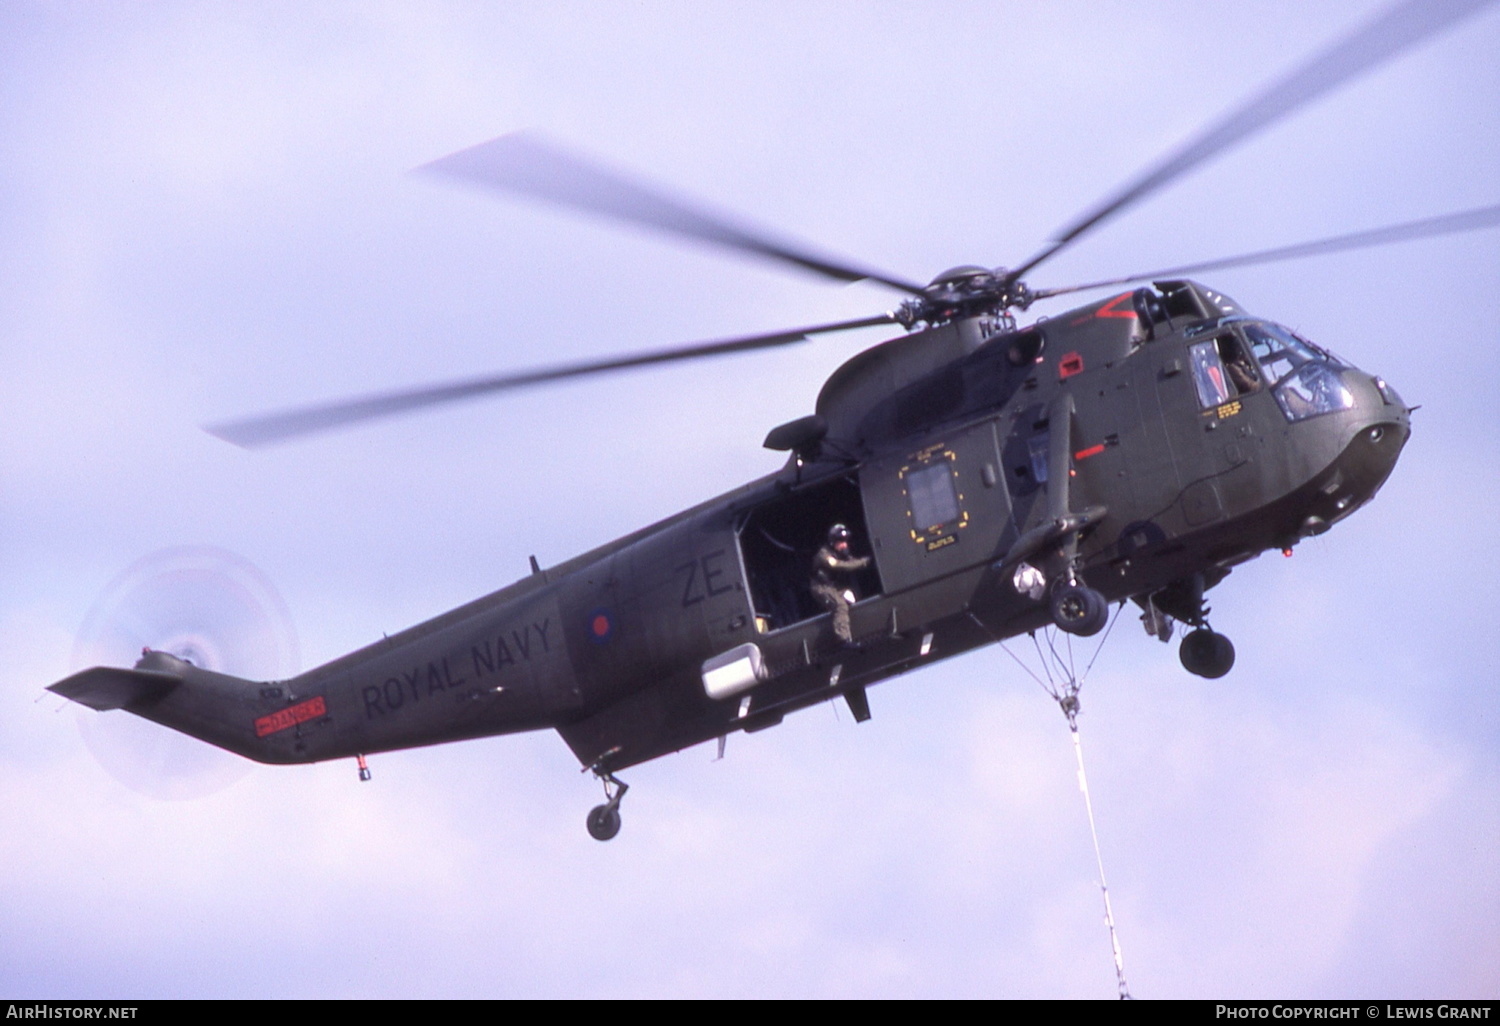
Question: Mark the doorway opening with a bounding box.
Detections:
[738,474,882,633]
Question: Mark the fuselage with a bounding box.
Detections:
[63,280,1411,774]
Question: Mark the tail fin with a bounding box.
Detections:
[47,649,309,765]
[49,665,182,711]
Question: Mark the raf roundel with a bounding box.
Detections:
[587,609,613,644]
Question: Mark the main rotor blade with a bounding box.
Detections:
[421,132,927,296]
[205,314,898,448]
[1009,0,1497,281]
[1030,203,1500,301]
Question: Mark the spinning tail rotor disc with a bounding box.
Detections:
[69,546,299,801]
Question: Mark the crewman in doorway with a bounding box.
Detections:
[812,523,871,646]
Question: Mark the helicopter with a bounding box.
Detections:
[46,0,1500,843]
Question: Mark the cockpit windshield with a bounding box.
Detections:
[1242,322,1356,422]
[1243,322,1324,386]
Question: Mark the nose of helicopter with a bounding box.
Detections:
[1295,369,1411,538]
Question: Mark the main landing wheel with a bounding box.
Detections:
[1051,584,1108,637]
[585,766,629,841]
[1180,628,1235,679]
[586,803,622,841]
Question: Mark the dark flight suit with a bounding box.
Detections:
[811,543,870,644]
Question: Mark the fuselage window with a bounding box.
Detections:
[1026,431,1050,484]
[906,461,960,532]
[901,453,968,548]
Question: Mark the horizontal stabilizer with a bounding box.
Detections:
[48,666,182,711]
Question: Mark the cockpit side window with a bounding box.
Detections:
[1218,333,1260,394]
[1190,334,1261,408]
[1188,340,1230,407]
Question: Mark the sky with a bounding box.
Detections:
[1,0,1497,1000]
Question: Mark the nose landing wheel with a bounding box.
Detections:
[1148,573,1236,679]
[1179,627,1235,678]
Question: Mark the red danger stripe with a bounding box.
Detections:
[1074,443,1106,460]
[255,696,327,737]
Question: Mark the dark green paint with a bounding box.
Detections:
[49,281,1410,778]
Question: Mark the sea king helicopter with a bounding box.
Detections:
[48,0,1500,839]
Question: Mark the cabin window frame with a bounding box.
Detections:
[899,447,969,549]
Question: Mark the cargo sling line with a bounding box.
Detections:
[972,607,1134,1000]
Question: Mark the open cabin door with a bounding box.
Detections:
[737,473,882,635]
[859,419,1014,594]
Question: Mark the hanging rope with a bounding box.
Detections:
[969,607,1134,999]
[1067,704,1132,1000]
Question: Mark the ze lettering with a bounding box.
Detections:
[678,560,702,606]
[679,550,737,607]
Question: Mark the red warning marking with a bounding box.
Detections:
[255,696,327,738]
[1074,443,1106,460]
[1095,292,1137,318]
[592,614,610,637]
[1059,352,1085,379]
[1068,292,1136,325]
